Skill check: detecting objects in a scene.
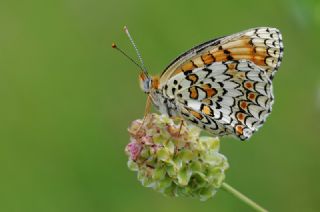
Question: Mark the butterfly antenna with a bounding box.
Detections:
[124,26,148,76]
[112,43,144,71]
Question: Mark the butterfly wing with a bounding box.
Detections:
[160,27,283,84]
[162,60,273,140]
[158,27,283,140]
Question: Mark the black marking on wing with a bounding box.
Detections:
[160,36,224,77]
[203,68,212,78]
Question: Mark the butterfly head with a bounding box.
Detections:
[139,73,159,94]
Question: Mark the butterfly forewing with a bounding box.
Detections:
[160,27,283,85]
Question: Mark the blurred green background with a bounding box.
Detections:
[0,0,319,211]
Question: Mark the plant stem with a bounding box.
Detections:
[221,182,268,212]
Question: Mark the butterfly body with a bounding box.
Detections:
[138,27,283,140]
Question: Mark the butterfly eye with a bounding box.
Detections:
[139,73,151,93]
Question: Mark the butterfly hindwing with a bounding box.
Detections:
[162,60,273,140]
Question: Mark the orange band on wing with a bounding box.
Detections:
[201,84,217,98]
[201,105,213,116]
[189,110,203,120]
[189,87,199,99]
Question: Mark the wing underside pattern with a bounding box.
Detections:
[157,27,283,140]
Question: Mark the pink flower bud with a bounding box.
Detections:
[126,140,142,161]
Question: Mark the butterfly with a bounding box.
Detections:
[114,27,284,140]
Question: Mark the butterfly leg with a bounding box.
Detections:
[170,116,186,136]
[143,94,152,119]
[178,120,185,136]
[135,95,152,134]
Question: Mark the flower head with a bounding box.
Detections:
[125,113,229,201]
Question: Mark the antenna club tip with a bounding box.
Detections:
[123,26,128,32]
[111,43,117,48]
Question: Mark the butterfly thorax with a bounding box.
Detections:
[150,89,179,117]
[139,73,178,117]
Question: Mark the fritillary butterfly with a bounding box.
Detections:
[115,27,284,140]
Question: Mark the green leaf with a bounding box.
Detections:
[127,160,138,171]
[199,136,220,151]
[166,141,175,155]
[153,135,165,144]
[163,184,175,197]
[191,172,208,188]
[178,149,194,161]
[175,186,191,197]
[173,157,183,170]
[199,186,217,201]
[152,166,166,180]
[190,160,203,172]
[177,167,192,186]
[202,153,221,165]
[156,178,172,191]
[140,148,149,159]
[166,164,176,178]
[157,148,171,162]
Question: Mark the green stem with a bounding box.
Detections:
[221,182,268,212]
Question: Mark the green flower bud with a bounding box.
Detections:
[126,113,229,201]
